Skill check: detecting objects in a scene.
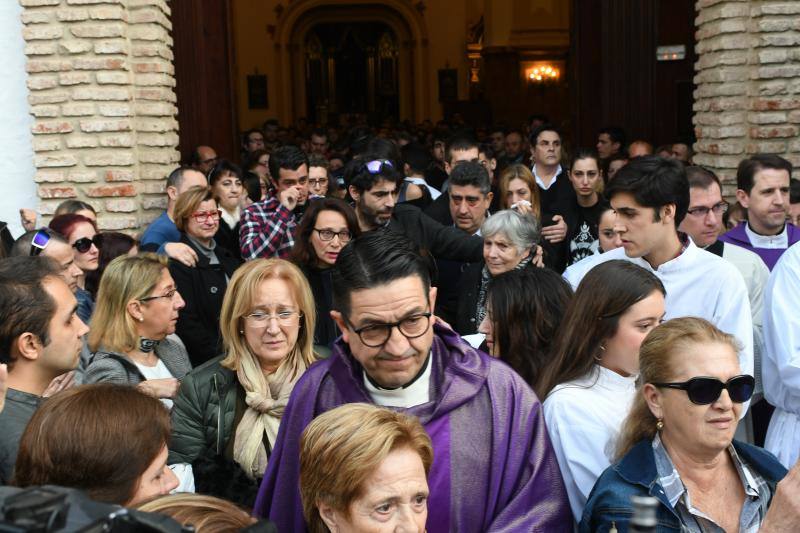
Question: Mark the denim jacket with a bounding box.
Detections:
[579,438,787,532]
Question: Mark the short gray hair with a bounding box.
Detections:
[481,209,541,252]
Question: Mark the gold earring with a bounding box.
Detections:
[656,419,664,431]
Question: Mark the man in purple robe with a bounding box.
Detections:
[253,231,571,532]
[720,154,800,270]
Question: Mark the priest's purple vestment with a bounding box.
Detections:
[253,323,571,532]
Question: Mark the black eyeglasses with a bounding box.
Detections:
[652,375,755,405]
[313,228,351,242]
[345,312,432,348]
[687,201,729,218]
[139,288,179,303]
[72,236,101,253]
[29,229,51,257]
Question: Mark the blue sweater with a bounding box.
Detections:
[140,212,180,252]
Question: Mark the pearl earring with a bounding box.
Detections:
[656,419,664,431]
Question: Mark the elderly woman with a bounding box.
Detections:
[299,403,433,533]
[580,317,800,532]
[290,197,360,348]
[169,258,317,507]
[455,209,540,335]
[539,260,665,523]
[170,186,241,366]
[208,160,244,261]
[477,266,573,391]
[13,384,179,506]
[49,213,101,323]
[86,253,192,409]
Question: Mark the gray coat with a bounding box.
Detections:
[85,337,192,385]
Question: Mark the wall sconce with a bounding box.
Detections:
[526,63,560,83]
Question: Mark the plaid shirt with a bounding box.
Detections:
[239,196,297,260]
[652,433,771,533]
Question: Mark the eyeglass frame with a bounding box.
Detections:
[139,287,179,303]
[191,209,222,223]
[313,228,352,242]
[243,309,303,327]
[29,229,52,257]
[686,201,729,218]
[651,374,755,405]
[343,311,433,348]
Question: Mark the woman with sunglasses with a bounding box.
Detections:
[290,198,360,348]
[169,259,318,507]
[50,213,101,323]
[169,186,241,367]
[580,317,797,532]
[86,253,191,410]
[539,260,665,523]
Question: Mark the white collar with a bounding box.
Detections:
[221,207,240,229]
[745,222,788,249]
[363,353,432,408]
[532,164,563,190]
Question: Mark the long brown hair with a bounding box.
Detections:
[615,317,741,459]
[538,260,665,397]
[290,198,360,268]
[498,164,542,218]
[13,384,170,505]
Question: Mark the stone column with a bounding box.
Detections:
[694,0,800,194]
[20,0,179,231]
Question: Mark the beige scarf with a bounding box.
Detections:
[233,349,306,479]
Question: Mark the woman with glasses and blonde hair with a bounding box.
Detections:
[169,258,318,507]
[291,197,360,348]
[170,186,241,366]
[86,253,191,409]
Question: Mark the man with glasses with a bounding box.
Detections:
[254,231,571,532]
[720,154,800,270]
[190,145,218,175]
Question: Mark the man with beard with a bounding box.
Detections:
[348,157,482,263]
[240,145,318,259]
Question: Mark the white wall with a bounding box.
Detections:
[0,2,36,238]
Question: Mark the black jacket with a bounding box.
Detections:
[214,218,242,262]
[300,265,339,348]
[454,261,485,335]
[387,204,483,264]
[170,235,241,367]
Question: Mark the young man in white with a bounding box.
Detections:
[564,156,754,392]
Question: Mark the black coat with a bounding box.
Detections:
[170,235,242,367]
[387,204,483,264]
[300,265,339,348]
[213,218,242,262]
[454,261,485,335]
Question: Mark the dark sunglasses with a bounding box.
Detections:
[72,236,101,253]
[652,375,755,405]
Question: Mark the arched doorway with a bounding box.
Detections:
[305,22,400,124]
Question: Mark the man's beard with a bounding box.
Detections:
[359,202,392,230]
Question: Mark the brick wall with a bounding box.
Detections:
[21,0,179,232]
[694,0,800,195]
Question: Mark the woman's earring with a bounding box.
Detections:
[656,419,664,431]
[139,317,144,322]
[594,344,605,362]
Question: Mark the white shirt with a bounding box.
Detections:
[135,358,176,410]
[364,354,432,408]
[405,176,442,200]
[544,365,637,523]
[763,242,800,467]
[745,222,788,249]
[532,164,563,190]
[564,240,754,384]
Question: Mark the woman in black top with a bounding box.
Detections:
[209,160,244,261]
[291,198,361,348]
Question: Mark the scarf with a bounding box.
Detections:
[474,253,533,326]
[233,349,307,479]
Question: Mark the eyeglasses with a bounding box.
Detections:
[30,229,51,257]
[687,201,729,218]
[652,374,755,405]
[244,310,302,326]
[364,159,394,174]
[314,228,351,242]
[309,178,329,188]
[72,236,101,253]
[192,210,222,223]
[345,312,432,348]
[139,287,179,303]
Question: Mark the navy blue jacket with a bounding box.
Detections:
[580,438,787,532]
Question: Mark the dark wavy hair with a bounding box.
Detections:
[538,260,666,397]
[485,267,573,393]
[290,198,360,268]
[84,232,138,298]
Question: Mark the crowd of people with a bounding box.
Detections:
[2,115,800,532]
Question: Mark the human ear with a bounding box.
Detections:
[15,332,41,362]
[127,299,144,323]
[330,311,349,343]
[428,286,438,312]
[348,186,360,203]
[166,185,178,202]
[317,501,340,532]
[662,204,676,224]
[735,189,750,209]
[642,383,664,420]
[444,161,452,175]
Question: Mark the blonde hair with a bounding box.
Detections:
[615,317,741,459]
[498,164,542,218]
[138,493,256,532]
[88,253,168,353]
[173,186,216,232]
[219,259,316,373]
[299,403,433,533]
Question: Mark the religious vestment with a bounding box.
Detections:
[720,221,800,271]
[253,323,572,532]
